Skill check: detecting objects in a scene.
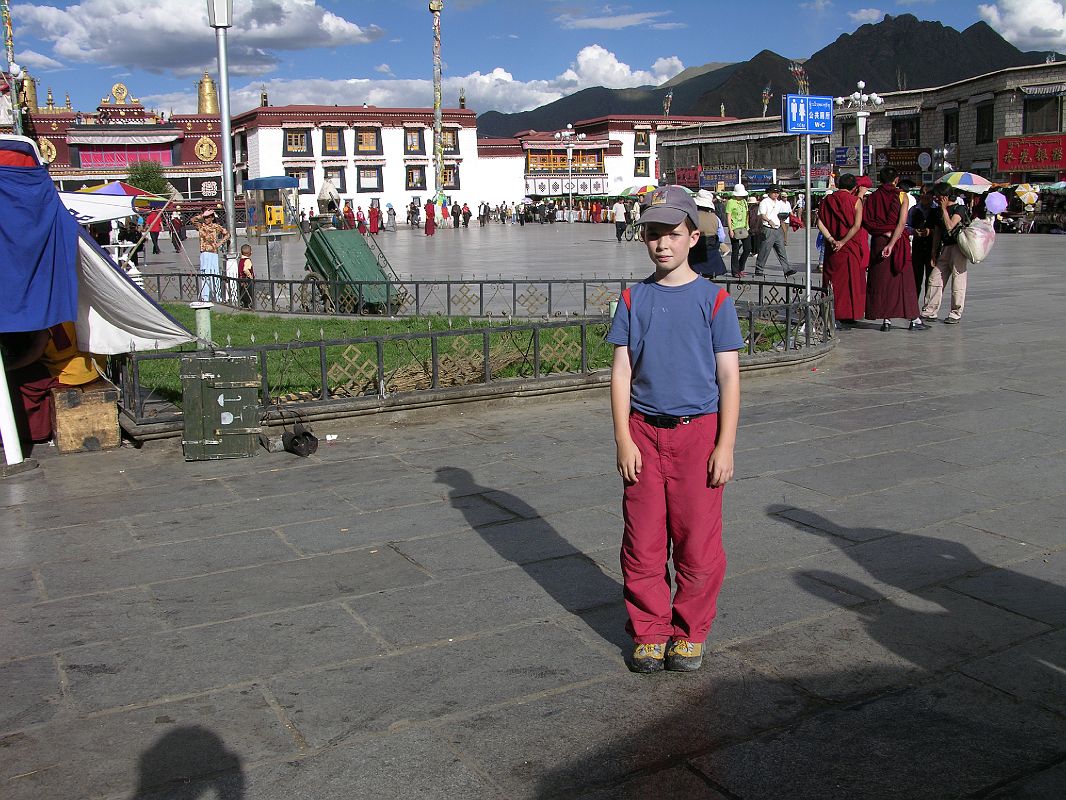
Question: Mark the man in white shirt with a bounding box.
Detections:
[612,199,628,242]
[754,186,796,277]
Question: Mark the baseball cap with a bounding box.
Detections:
[637,185,699,228]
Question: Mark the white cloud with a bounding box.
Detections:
[141,45,685,116]
[375,63,394,76]
[848,8,884,23]
[16,49,65,71]
[800,0,832,10]
[651,22,689,30]
[556,11,672,30]
[13,0,383,77]
[979,0,1066,49]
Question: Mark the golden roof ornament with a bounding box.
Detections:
[111,83,128,104]
[197,71,219,116]
[19,72,38,112]
[46,87,55,109]
[65,93,72,110]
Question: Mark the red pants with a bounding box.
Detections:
[621,412,727,644]
[6,364,58,444]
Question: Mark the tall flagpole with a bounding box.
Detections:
[2,0,23,136]
[430,0,444,204]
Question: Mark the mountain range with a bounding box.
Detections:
[476,14,1062,138]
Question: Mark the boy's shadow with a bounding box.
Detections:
[435,466,630,656]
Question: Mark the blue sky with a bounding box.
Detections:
[11,1,1058,118]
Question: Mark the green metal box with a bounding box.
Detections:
[305,229,393,307]
[180,353,262,461]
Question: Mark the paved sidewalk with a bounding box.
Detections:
[2,237,1066,798]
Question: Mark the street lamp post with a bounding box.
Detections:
[554,123,585,222]
[206,0,237,248]
[834,80,883,177]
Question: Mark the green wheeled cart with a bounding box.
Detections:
[301,229,405,314]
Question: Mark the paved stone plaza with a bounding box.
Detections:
[2,234,1066,798]
[138,218,799,282]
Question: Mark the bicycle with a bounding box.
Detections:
[624,221,638,241]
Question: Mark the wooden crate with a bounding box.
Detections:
[50,379,121,454]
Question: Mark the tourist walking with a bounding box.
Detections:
[908,187,936,305]
[725,184,751,277]
[816,174,865,326]
[612,197,627,242]
[754,186,795,277]
[863,167,927,331]
[921,183,972,324]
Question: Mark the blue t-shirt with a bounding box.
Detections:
[607,276,745,416]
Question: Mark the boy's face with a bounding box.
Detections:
[641,220,699,273]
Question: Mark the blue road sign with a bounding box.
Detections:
[782,94,834,135]
[833,145,873,167]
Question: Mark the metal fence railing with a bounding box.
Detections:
[139,273,823,320]
[115,280,834,430]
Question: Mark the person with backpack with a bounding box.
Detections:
[921,183,971,325]
[607,186,744,673]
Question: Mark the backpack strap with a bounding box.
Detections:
[711,287,729,319]
[621,287,632,310]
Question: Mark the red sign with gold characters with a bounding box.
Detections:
[998,134,1066,172]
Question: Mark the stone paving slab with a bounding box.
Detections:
[149,546,430,628]
[61,604,382,713]
[267,622,617,748]
[1,587,165,659]
[948,548,1066,627]
[728,585,1050,702]
[688,674,1066,800]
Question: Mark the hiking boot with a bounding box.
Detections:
[629,642,667,673]
[665,640,704,672]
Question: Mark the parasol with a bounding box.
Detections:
[937,172,992,194]
[77,180,161,198]
[1015,183,1040,204]
[619,184,659,197]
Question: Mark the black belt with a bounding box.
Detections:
[634,410,707,429]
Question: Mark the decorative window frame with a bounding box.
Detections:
[283,128,313,157]
[357,164,384,192]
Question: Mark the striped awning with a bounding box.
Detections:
[885,108,921,118]
[1021,84,1066,96]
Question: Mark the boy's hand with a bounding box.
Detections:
[616,438,642,484]
[708,446,734,488]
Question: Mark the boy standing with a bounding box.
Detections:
[237,244,255,309]
[607,186,744,673]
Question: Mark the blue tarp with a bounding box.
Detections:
[244,176,299,190]
[0,139,80,333]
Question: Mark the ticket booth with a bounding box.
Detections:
[243,176,300,281]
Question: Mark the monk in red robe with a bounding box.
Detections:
[368,204,380,234]
[862,167,927,331]
[424,200,436,236]
[817,174,865,326]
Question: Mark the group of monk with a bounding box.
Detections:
[817,166,927,332]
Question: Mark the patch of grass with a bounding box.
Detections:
[136,306,614,407]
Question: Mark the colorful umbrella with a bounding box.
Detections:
[77,180,161,198]
[619,184,659,197]
[937,172,992,194]
[1015,183,1040,204]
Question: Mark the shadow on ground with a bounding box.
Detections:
[434,466,630,656]
[527,510,1066,799]
[131,725,244,799]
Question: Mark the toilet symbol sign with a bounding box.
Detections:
[782,94,834,135]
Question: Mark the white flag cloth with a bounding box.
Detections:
[75,229,195,354]
[58,191,139,224]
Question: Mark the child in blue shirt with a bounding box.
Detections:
[607,186,744,673]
